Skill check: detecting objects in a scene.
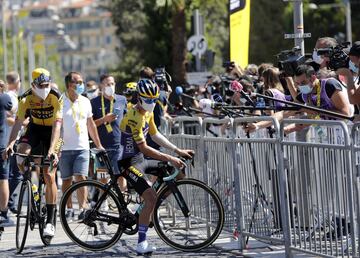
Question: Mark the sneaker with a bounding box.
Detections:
[0,215,15,227]
[65,209,75,221]
[78,209,86,221]
[43,223,55,237]
[136,240,156,255]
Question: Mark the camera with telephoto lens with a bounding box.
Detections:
[154,66,171,91]
[316,42,350,71]
[276,47,306,77]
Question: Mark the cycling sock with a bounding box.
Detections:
[138,224,148,243]
[46,204,56,224]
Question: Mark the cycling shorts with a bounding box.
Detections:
[117,154,150,196]
[19,123,52,155]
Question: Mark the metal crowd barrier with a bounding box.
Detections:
[351,122,360,258]
[281,119,355,258]
[164,116,360,257]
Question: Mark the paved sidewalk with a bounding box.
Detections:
[0,212,310,258]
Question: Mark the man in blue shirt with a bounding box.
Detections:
[91,74,127,190]
[0,93,13,226]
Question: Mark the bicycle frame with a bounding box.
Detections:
[21,156,48,226]
[93,151,191,224]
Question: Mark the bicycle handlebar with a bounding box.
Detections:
[162,156,193,182]
[13,152,52,167]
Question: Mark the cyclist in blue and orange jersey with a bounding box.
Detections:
[118,78,193,255]
[4,68,63,239]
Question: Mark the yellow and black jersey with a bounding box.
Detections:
[120,106,158,159]
[17,87,63,126]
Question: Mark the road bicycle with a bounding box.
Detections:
[60,149,224,252]
[13,153,56,254]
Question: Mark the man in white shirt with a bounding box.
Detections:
[59,72,104,221]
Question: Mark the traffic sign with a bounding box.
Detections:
[284,33,311,39]
[187,35,207,56]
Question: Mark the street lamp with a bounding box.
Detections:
[2,0,8,76]
[308,1,352,43]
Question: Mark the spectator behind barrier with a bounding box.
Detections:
[245,64,351,134]
[336,41,360,111]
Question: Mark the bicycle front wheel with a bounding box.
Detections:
[38,181,56,246]
[153,178,225,251]
[16,180,32,253]
[60,180,123,251]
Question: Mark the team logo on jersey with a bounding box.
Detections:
[30,106,54,120]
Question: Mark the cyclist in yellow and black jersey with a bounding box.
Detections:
[4,68,63,240]
[117,78,193,255]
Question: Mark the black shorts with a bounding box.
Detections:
[19,123,52,155]
[118,156,150,196]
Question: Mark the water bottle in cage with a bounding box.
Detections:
[32,184,40,202]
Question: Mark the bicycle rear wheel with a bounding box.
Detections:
[60,180,124,251]
[16,180,32,254]
[153,178,225,251]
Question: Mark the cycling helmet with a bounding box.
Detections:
[32,68,51,85]
[124,82,137,95]
[137,79,159,99]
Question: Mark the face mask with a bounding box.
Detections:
[349,60,359,74]
[299,84,312,94]
[312,50,324,65]
[140,102,156,113]
[33,86,51,100]
[87,89,98,100]
[139,97,157,113]
[104,86,115,97]
[75,83,85,95]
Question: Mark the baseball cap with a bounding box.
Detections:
[211,93,223,103]
[32,68,51,85]
[349,41,360,57]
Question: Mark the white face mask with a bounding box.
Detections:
[33,86,51,100]
[87,89,99,100]
[140,102,156,113]
[349,60,359,74]
[299,84,313,94]
[104,86,115,97]
[312,50,324,65]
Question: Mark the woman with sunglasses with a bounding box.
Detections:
[118,78,193,255]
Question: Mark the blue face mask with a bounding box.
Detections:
[349,60,359,74]
[75,83,85,95]
[299,84,312,94]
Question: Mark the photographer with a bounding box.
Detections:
[336,41,360,106]
[313,37,338,70]
[262,67,291,115]
[245,65,351,133]
[223,61,244,79]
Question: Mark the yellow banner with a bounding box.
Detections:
[230,0,251,68]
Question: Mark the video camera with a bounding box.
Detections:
[276,47,306,77]
[316,42,350,71]
[154,66,172,91]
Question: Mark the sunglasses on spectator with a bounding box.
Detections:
[140,97,158,104]
[71,80,83,84]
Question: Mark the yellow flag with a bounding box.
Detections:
[17,9,29,19]
[230,0,251,68]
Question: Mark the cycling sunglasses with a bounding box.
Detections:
[140,97,158,104]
